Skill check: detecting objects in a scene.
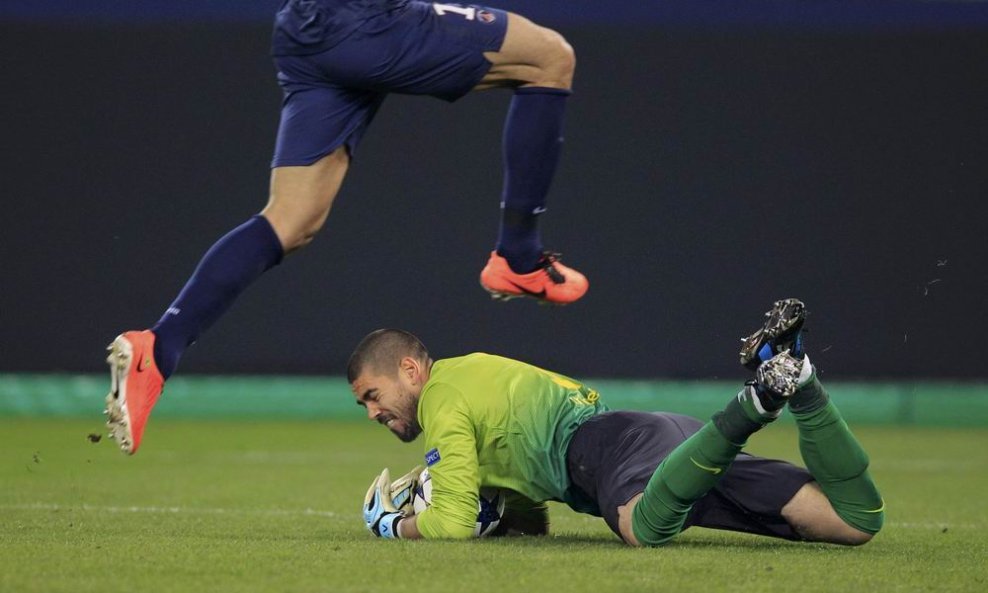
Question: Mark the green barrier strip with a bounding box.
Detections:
[1,374,986,426]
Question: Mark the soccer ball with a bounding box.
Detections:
[412,467,505,537]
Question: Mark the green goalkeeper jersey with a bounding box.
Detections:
[414,353,608,539]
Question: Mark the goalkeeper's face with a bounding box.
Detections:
[351,357,428,443]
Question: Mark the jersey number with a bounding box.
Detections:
[433,3,477,20]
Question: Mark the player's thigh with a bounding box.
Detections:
[271,60,387,168]
[617,493,645,546]
[618,456,811,546]
[264,76,383,243]
[266,148,350,218]
[781,482,873,545]
[680,454,813,541]
[567,411,702,542]
[263,147,351,249]
[309,2,509,101]
[477,12,575,90]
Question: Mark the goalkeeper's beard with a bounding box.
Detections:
[384,391,422,442]
[392,418,422,443]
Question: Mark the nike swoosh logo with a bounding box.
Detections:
[690,457,722,475]
[137,356,152,373]
[863,498,886,513]
[507,281,546,299]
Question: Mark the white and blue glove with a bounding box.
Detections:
[363,468,406,539]
[388,465,424,513]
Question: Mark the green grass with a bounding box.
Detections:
[1,418,986,592]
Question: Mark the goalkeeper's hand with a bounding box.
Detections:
[388,465,424,514]
[363,468,406,538]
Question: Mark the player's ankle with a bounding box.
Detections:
[495,247,541,274]
[713,389,773,445]
[788,376,830,415]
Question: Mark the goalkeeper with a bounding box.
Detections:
[354,299,885,546]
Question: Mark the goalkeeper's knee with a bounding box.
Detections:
[833,492,885,538]
[630,494,687,547]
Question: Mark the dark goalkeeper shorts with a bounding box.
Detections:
[271,1,509,166]
[566,410,814,541]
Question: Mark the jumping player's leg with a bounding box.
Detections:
[150,65,380,381]
[262,147,350,253]
[473,12,587,303]
[152,147,350,378]
[475,12,575,91]
[280,4,585,303]
[105,148,351,455]
[104,46,383,453]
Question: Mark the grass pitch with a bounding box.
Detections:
[1,418,986,593]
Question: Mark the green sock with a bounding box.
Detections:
[788,368,826,414]
[631,408,761,546]
[722,385,783,430]
[791,379,885,535]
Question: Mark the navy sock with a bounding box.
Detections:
[151,215,284,379]
[495,87,570,273]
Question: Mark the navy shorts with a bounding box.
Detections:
[272,1,509,167]
[566,411,814,541]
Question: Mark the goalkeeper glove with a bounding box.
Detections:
[388,465,424,514]
[363,468,405,538]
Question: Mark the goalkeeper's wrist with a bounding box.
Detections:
[376,512,403,539]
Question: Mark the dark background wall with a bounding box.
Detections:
[2,5,987,380]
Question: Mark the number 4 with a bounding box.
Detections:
[433,3,477,20]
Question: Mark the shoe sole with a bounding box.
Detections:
[739,298,806,368]
[756,351,804,398]
[105,336,136,454]
[482,285,564,306]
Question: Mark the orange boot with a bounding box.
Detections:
[480,251,588,305]
[105,330,164,455]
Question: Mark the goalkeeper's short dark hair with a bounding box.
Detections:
[347,329,430,382]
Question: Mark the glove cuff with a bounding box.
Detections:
[377,513,402,539]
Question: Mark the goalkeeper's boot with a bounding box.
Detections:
[755,350,814,401]
[480,250,588,305]
[739,298,806,370]
[735,350,815,421]
[105,330,164,455]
